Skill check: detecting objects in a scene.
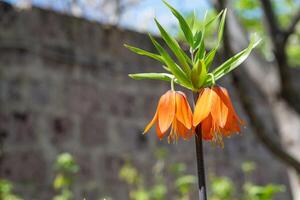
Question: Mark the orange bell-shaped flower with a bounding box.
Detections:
[144,90,194,143]
[193,86,244,145]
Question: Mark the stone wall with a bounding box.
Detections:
[0,2,291,199]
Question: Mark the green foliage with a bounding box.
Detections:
[175,175,197,196]
[242,161,256,174]
[53,153,79,200]
[119,162,141,185]
[55,153,79,175]
[233,0,300,66]
[0,179,23,200]
[120,156,285,200]
[243,183,285,200]
[119,148,196,200]
[162,0,194,46]
[210,177,235,200]
[126,1,259,91]
[212,35,261,81]
[209,161,285,200]
[0,154,287,200]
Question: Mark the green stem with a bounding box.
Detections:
[171,78,175,91]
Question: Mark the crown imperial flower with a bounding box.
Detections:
[193,86,244,145]
[143,90,194,143]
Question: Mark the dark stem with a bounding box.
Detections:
[193,93,207,200]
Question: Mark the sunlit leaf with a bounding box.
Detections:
[129,73,174,81]
[124,44,164,63]
[213,36,261,80]
[205,9,227,70]
[205,10,223,28]
[163,0,194,46]
[148,34,193,88]
[129,72,192,89]
[154,19,191,74]
[194,11,208,61]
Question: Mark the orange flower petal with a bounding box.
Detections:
[215,86,243,136]
[201,115,213,140]
[175,92,193,129]
[223,113,241,134]
[156,123,166,140]
[143,110,158,134]
[158,90,176,133]
[193,88,217,127]
[211,89,228,128]
[215,87,242,124]
[177,120,194,140]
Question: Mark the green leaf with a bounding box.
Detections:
[190,10,196,32]
[217,9,227,46]
[191,60,207,89]
[193,31,202,49]
[154,19,191,75]
[204,9,227,70]
[148,34,192,88]
[129,73,174,82]
[205,10,223,28]
[194,11,208,60]
[129,73,193,89]
[163,0,194,46]
[124,44,164,63]
[213,36,261,80]
[205,49,217,69]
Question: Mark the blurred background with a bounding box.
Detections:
[0,0,300,199]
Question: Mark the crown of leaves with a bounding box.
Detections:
[125,0,260,91]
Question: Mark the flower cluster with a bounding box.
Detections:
[144,86,244,145]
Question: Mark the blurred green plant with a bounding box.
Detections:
[120,149,285,200]
[210,176,235,200]
[233,0,300,66]
[210,161,285,200]
[243,183,285,200]
[119,147,196,200]
[0,153,287,200]
[0,179,23,200]
[241,161,285,200]
[53,153,79,200]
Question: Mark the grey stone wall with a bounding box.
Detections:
[0,2,291,199]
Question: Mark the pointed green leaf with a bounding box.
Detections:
[148,34,192,88]
[217,9,227,46]
[129,73,174,81]
[190,10,196,32]
[213,37,261,80]
[205,10,223,28]
[163,0,194,46]
[124,44,164,63]
[154,19,191,75]
[193,31,202,49]
[204,9,227,70]
[194,11,208,60]
[129,73,193,90]
[204,49,217,69]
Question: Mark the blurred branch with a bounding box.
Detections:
[232,70,300,175]
[233,69,300,174]
[213,0,300,175]
[259,0,300,115]
[283,11,300,43]
[259,0,283,43]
